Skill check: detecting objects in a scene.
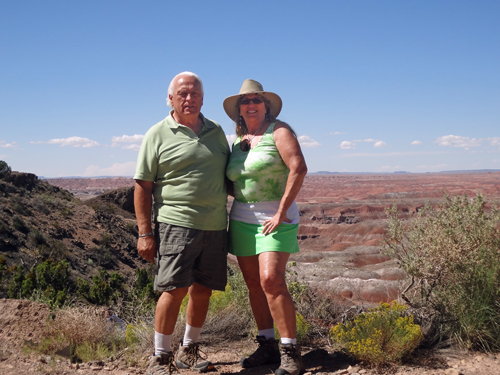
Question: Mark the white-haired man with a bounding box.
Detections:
[134,72,229,374]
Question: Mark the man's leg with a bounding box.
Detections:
[183,282,212,343]
[154,288,189,355]
[155,288,189,335]
[175,283,214,372]
[148,288,189,375]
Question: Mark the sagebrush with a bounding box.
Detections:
[384,193,500,351]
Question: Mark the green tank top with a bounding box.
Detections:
[226,122,290,203]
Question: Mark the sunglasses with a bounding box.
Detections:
[240,139,251,152]
[240,97,264,105]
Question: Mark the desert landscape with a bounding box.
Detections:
[2,171,500,374]
[45,171,500,305]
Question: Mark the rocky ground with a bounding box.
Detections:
[1,299,500,375]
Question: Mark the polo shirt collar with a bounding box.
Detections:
[167,110,215,129]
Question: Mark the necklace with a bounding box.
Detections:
[245,121,267,147]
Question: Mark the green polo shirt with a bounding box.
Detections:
[134,112,229,231]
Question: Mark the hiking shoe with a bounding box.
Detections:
[239,335,281,368]
[275,344,304,375]
[175,341,214,373]
[146,352,178,375]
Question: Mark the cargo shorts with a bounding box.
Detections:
[154,222,228,292]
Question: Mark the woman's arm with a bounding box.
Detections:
[262,122,308,235]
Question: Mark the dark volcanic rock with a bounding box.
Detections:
[87,186,135,215]
[6,172,38,190]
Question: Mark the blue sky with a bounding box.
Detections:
[1,1,499,177]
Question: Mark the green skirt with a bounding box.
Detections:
[228,219,299,257]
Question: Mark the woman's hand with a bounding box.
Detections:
[262,212,292,235]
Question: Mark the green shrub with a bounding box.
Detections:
[60,207,72,218]
[4,259,69,307]
[12,216,29,233]
[74,342,112,362]
[13,202,32,216]
[29,229,47,246]
[384,193,500,351]
[78,270,126,305]
[125,324,140,346]
[7,265,25,298]
[330,302,423,366]
[0,220,9,234]
[0,160,11,180]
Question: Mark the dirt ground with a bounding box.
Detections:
[1,298,500,375]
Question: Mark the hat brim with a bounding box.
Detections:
[223,91,282,122]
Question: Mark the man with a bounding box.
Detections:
[134,72,229,374]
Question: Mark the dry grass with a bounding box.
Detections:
[46,306,116,346]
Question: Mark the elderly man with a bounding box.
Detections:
[134,72,229,374]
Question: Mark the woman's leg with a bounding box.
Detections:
[237,255,274,330]
[258,251,296,339]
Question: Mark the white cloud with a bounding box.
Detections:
[330,131,346,135]
[417,164,447,169]
[340,141,355,149]
[226,134,237,146]
[33,136,99,148]
[111,134,144,143]
[411,140,422,145]
[343,138,387,148]
[434,135,481,148]
[337,150,447,158]
[298,135,321,148]
[121,144,141,151]
[380,165,402,170]
[0,141,16,148]
[111,134,144,149]
[486,137,500,147]
[82,162,136,177]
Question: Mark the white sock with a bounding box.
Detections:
[183,324,202,346]
[155,331,172,355]
[258,328,276,340]
[281,337,296,345]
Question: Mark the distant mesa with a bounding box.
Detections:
[393,171,410,174]
[310,171,339,175]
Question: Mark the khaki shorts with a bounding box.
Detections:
[154,222,228,292]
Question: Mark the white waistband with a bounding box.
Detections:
[229,200,299,225]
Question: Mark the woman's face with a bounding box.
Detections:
[239,94,267,125]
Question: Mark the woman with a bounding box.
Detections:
[223,79,307,375]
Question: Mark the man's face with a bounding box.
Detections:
[169,75,203,117]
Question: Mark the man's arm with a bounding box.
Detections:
[134,179,156,264]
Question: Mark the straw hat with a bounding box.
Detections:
[223,79,282,121]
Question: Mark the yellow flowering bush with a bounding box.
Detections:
[329,302,423,366]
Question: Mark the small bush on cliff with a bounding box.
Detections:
[0,160,11,180]
[330,302,423,366]
[6,259,69,307]
[384,193,500,351]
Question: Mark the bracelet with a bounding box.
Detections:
[138,232,154,238]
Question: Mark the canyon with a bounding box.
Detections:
[46,171,500,305]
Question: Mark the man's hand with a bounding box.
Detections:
[137,235,156,264]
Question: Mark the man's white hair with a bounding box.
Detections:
[166,71,204,108]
